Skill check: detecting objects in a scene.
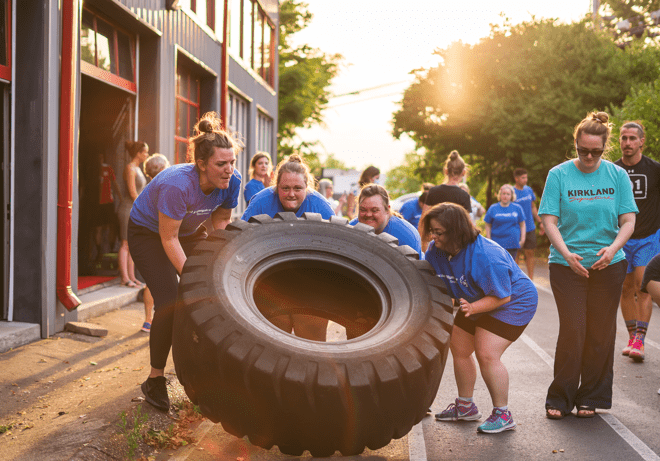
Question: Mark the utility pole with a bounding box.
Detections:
[593,0,601,29]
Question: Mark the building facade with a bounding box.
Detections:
[1,0,278,337]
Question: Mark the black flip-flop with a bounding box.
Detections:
[546,407,566,420]
[576,406,596,418]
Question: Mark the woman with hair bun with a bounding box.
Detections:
[128,112,242,412]
[244,152,273,205]
[540,111,637,420]
[242,154,334,221]
[118,140,149,287]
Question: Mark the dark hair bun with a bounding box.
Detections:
[593,112,609,124]
[287,154,303,164]
[449,150,459,160]
[198,119,214,133]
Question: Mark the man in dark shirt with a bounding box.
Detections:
[614,121,660,362]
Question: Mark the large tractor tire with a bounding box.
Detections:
[172,212,454,457]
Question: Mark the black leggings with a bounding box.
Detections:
[127,219,206,369]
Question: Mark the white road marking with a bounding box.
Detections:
[408,420,428,461]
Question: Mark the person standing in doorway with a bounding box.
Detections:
[513,168,544,280]
[118,140,149,288]
[614,121,660,362]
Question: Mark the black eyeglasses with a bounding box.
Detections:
[430,229,446,237]
[576,146,604,157]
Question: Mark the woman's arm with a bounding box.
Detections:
[591,212,636,270]
[124,165,139,201]
[459,295,511,317]
[541,214,589,277]
[519,221,526,247]
[484,222,491,239]
[211,206,232,230]
[158,212,186,275]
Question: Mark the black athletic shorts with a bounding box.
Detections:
[453,308,528,342]
[522,229,537,250]
[641,253,660,293]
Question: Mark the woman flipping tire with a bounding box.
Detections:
[172,212,454,457]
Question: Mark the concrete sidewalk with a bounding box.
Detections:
[0,297,184,460]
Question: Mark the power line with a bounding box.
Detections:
[327,91,404,109]
[332,80,411,98]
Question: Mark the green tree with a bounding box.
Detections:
[278,0,342,160]
[598,0,660,45]
[393,18,660,206]
[385,152,427,198]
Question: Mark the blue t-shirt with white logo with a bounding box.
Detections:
[130,163,241,236]
[349,215,422,256]
[514,185,536,231]
[241,187,335,220]
[399,198,423,229]
[484,202,525,249]
[424,235,537,326]
[244,178,265,205]
[539,159,638,268]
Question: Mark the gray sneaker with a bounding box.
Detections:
[435,399,482,421]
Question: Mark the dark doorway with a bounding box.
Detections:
[78,74,134,280]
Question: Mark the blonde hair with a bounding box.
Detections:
[498,184,517,202]
[275,154,315,190]
[144,153,170,178]
[444,150,467,180]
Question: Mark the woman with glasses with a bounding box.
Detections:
[539,111,637,420]
[423,203,537,434]
[241,154,334,341]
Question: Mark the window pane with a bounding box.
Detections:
[190,77,199,103]
[254,11,263,73]
[264,23,273,84]
[196,0,207,27]
[230,0,242,56]
[243,0,253,64]
[96,19,116,74]
[116,30,134,81]
[0,0,7,66]
[178,69,189,100]
[189,105,198,137]
[178,100,187,137]
[81,10,96,67]
[177,140,188,164]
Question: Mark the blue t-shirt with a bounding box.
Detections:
[349,215,422,256]
[484,202,525,249]
[399,198,423,229]
[241,187,335,220]
[514,185,537,231]
[424,235,537,326]
[244,178,265,205]
[539,159,638,268]
[130,163,241,236]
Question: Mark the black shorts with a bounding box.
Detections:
[641,253,660,293]
[522,229,537,250]
[453,308,528,342]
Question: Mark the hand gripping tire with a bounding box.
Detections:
[172,212,454,457]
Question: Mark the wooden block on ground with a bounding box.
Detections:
[65,322,108,337]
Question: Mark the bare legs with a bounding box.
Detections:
[450,325,514,407]
[118,239,140,286]
[143,287,153,325]
[621,266,653,326]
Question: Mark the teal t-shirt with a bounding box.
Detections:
[539,159,638,268]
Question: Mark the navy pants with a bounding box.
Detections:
[128,219,206,370]
[545,260,626,412]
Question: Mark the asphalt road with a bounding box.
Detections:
[166,264,660,461]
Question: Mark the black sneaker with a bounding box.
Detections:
[141,376,170,412]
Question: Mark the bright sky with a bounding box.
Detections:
[293,0,592,174]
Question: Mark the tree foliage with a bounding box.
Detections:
[392,18,660,205]
[599,0,660,45]
[278,1,342,154]
[384,153,428,198]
